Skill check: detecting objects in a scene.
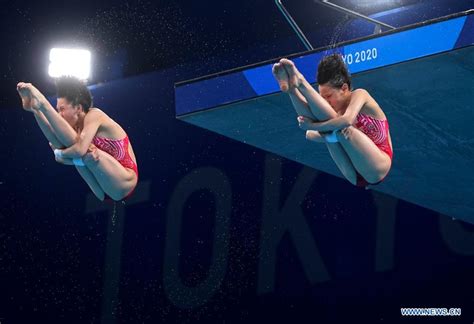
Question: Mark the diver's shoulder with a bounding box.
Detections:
[88,107,104,113]
[88,107,109,116]
[352,88,370,96]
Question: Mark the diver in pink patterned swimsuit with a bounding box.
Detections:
[17,76,138,201]
[272,54,393,188]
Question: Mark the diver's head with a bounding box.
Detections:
[317,54,351,112]
[55,76,92,127]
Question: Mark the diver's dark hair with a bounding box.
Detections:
[55,76,93,112]
[317,54,351,89]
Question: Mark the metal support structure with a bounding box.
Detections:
[275,0,397,51]
[315,0,396,34]
[275,0,314,50]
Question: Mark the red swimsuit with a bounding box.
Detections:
[353,113,393,187]
[92,135,138,200]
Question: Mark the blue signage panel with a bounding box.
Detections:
[176,13,473,116]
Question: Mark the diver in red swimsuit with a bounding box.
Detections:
[272,54,393,188]
[17,76,138,201]
[92,135,139,200]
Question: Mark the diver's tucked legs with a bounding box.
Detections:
[287,88,318,119]
[33,110,65,148]
[280,59,338,122]
[75,165,106,201]
[325,142,357,185]
[37,102,78,147]
[274,59,389,186]
[18,82,78,147]
[82,146,137,201]
[336,126,391,183]
[276,60,359,184]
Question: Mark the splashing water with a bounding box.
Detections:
[325,14,352,56]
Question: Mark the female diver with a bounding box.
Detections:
[272,54,393,187]
[17,76,138,201]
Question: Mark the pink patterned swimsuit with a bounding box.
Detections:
[355,113,393,159]
[353,113,393,187]
[92,135,138,200]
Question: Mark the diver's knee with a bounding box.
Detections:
[95,191,105,202]
[108,188,129,201]
[341,167,357,185]
[365,174,380,184]
[364,166,387,184]
[348,172,357,186]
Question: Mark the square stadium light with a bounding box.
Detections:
[48,48,91,80]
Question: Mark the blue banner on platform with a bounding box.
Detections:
[176,13,473,116]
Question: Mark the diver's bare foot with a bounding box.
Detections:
[280,58,304,89]
[16,82,40,112]
[272,62,289,92]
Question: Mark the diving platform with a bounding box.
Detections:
[175,10,474,223]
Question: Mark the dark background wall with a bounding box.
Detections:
[1,1,474,323]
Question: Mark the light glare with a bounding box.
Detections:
[48,48,91,80]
